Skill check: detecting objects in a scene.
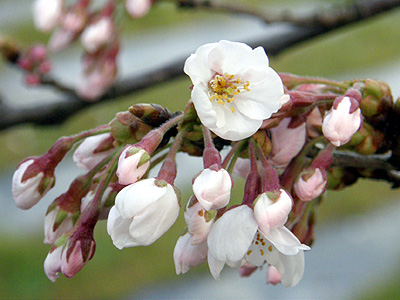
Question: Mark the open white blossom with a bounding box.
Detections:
[184,40,285,141]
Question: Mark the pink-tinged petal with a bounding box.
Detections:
[126,0,152,18]
[294,168,327,201]
[184,199,214,244]
[80,18,113,52]
[266,265,282,285]
[116,146,150,185]
[192,168,232,211]
[322,97,362,147]
[173,233,208,275]
[61,241,85,278]
[253,190,293,234]
[269,118,306,167]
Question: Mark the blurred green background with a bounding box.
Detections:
[1,0,400,299]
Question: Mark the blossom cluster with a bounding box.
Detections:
[28,0,157,100]
[12,41,393,286]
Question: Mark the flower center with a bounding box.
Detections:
[209,73,250,113]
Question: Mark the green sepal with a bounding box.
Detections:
[204,210,217,222]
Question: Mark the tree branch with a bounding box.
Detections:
[1,0,400,130]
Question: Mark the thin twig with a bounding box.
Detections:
[1,0,400,130]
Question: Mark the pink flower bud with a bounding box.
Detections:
[30,45,47,61]
[61,239,95,278]
[233,157,251,178]
[173,233,208,275]
[192,166,232,211]
[184,197,215,244]
[269,118,306,167]
[33,0,62,32]
[48,28,75,52]
[266,265,281,285]
[44,245,63,282]
[61,11,86,33]
[12,159,55,210]
[38,60,52,74]
[125,0,152,18]
[294,168,327,201]
[253,189,293,235]
[322,96,362,147]
[116,146,150,185]
[77,59,117,100]
[25,73,41,86]
[73,133,114,170]
[80,18,114,52]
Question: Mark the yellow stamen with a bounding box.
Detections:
[268,245,273,252]
[208,73,250,113]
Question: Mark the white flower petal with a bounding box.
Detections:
[114,179,166,219]
[265,226,310,256]
[107,206,139,249]
[207,250,225,280]
[207,205,258,264]
[173,233,208,275]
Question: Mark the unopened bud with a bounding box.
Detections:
[129,103,172,127]
[109,111,152,145]
[322,96,362,147]
[116,145,151,185]
[294,168,327,201]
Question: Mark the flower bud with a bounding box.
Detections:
[44,245,63,282]
[109,111,152,146]
[44,173,92,244]
[107,178,180,248]
[184,196,215,244]
[80,18,114,53]
[322,96,362,147]
[266,265,281,285]
[48,28,76,52]
[192,165,232,211]
[269,118,306,167]
[294,168,327,201]
[129,103,172,127]
[116,145,150,185]
[253,189,293,235]
[73,133,114,170]
[125,0,152,18]
[33,0,62,32]
[61,238,96,278]
[173,233,208,275]
[12,159,55,210]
